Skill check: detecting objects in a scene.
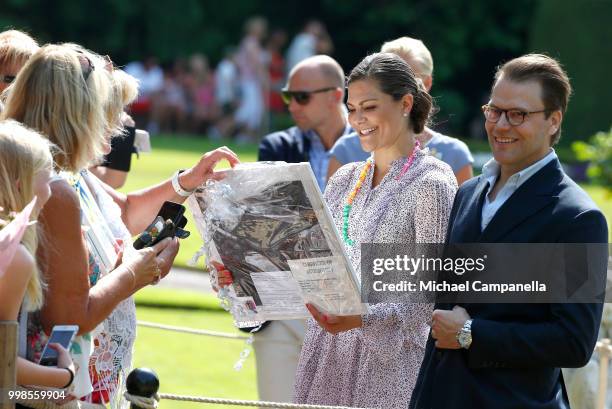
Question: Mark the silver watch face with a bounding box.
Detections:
[458,329,472,348]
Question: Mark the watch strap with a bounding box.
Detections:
[172,170,193,197]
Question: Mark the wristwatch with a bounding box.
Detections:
[172,169,194,197]
[456,319,473,349]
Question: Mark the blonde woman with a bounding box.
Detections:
[0,30,39,95]
[2,44,239,408]
[0,120,76,392]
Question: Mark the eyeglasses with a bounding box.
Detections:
[0,75,16,84]
[482,104,548,126]
[281,87,337,106]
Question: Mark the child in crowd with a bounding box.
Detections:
[0,119,76,390]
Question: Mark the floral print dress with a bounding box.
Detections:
[294,150,457,408]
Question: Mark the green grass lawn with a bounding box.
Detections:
[133,287,257,409]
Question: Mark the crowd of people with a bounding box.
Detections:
[0,29,238,409]
[125,16,333,142]
[0,19,609,409]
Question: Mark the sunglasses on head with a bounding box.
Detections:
[1,75,16,84]
[103,55,115,72]
[75,50,95,82]
[281,87,337,105]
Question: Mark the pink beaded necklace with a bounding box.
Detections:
[342,140,420,246]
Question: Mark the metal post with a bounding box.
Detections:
[126,368,159,409]
[597,338,610,409]
[0,321,18,409]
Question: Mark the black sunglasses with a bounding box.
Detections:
[1,75,16,84]
[281,87,337,105]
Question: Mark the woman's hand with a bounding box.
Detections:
[179,147,240,191]
[47,343,75,372]
[210,261,233,292]
[306,303,362,335]
[120,237,179,289]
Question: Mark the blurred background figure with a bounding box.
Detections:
[150,59,189,134]
[234,16,268,143]
[265,29,288,116]
[211,46,240,139]
[187,53,218,135]
[286,20,333,73]
[125,56,164,133]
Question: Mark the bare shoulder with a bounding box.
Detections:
[7,244,35,280]
[47,179,80,209]
[42,179,80,222]
[40,179,82,239]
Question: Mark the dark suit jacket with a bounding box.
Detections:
[258,126,310,162]
[410,158,608,409]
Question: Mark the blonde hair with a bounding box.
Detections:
[381,37,433,79]
[0,30,39,71]
[62,43,138,138]
[106,69,139,134]
[0,120,54,311]
[1,43,110,172]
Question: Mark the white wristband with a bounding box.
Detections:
[172,170,194,197]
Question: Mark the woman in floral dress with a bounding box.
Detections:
[294,53,457,408]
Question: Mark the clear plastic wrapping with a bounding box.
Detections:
[187,162,365,328]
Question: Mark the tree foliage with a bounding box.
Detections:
[11,0,608,142]
[530,0,612,143]
[572,128,612,191]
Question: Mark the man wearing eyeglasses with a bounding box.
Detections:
[258,54,351,192]
[255,54,350,404]
[409,54,608,409]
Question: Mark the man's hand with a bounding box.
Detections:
[431,305,470,349]
[306,303,362,335]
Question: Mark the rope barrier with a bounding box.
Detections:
[124,391,373,409]
[131,322,612,408]
[596,339,611,409]
[137,320,249,340]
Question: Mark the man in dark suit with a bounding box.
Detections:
[254,55,351,404]
[409,54,608,409]
[258,54,352,192]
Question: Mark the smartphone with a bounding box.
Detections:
[133,201,189,249]
[38,325,79,366]
[157,201,185,225]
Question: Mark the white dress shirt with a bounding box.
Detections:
[481,149,557,231]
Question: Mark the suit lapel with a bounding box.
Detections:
[450,178,489,242]
[479,159,563,242]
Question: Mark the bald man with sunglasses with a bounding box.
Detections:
[258,54,352,192]
[254,55,351,403]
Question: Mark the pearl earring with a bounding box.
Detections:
[403,112,408,117]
